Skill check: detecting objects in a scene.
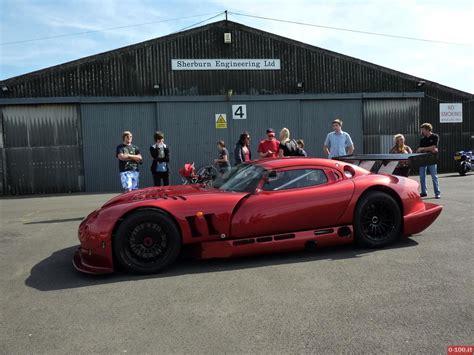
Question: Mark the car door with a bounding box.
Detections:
[230,167,354,238]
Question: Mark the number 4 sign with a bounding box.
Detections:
[232,105,247,119]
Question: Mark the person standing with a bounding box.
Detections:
[150,131,170,186]
[258,128,280,158]
[296,139,308,157]
[389,133,413,176]
[214,140,231,174]
[234,131,252,165]
[278,127,300,157]
[417,123,440,198]
[323,118,354,158]
[116,131,142,192]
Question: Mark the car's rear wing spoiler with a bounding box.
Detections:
[334,153,438,176]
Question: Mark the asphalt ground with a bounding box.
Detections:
[0,173,472,354]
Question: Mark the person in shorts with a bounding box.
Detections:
[116,131,142,192]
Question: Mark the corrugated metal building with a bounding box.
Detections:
[0,20,472,194]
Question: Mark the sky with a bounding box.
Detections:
[0,0,473,93]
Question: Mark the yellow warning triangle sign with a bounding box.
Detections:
[215,114,227,128]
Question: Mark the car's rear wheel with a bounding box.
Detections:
[354,191,401,248]
[113,210,181,274]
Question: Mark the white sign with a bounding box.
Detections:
[172,59,280,70]
[232,105,247,119]
[440,103,462,123]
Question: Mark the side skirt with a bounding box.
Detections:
[199,226,354,259]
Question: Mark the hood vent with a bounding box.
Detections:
[131,192,187,201]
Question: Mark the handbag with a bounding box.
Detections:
[156,162,167,172]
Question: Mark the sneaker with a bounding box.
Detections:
[420,193,427,197]
[435,194,441,199]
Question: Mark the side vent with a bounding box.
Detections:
[185,216,201,238]
[314,229,334,236]
[204,214,219,235]
[186,214,219,238]
[274,234,295,241]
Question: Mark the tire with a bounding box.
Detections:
[113,210,181,274]
[354,191,402,248]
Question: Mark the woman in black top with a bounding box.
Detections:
[150,131,170,186]
[234,131,252,165]
[278,127,303,157]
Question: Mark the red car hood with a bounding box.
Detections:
[102,185,220,208]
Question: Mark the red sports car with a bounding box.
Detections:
[74,156,442,274]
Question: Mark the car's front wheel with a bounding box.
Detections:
[354,191,401,248]
[113,210,181,274]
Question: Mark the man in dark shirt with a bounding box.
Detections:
[417,123,440,198]
[116,131,142,192]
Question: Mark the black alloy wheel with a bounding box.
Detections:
[354,191,402,248]
[114,210,181,274]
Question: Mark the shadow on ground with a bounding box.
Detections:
[440,174,471,178]
[25,238,418,292]
[24,217,84,225]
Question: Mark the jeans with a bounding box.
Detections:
[120,171,139,191]
[419,164,440,196]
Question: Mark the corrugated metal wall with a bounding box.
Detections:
[420,92,473,172]
[156,100,304,185]
[0,97,434,194]
[300,100,363,157]
[156,101,232,184]
[0,20,471,176]
[2,20,470,100]
[363,99,420,154]
[81,103,156,192]
[1,105,83,194]
[79,97,363,191]
[363,97,474,172]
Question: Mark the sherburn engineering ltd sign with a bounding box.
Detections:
[172,59,281,70]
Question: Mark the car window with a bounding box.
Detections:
[262,168,328,191]
[216,164,265,193]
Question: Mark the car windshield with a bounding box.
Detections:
[214,164,265,193]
